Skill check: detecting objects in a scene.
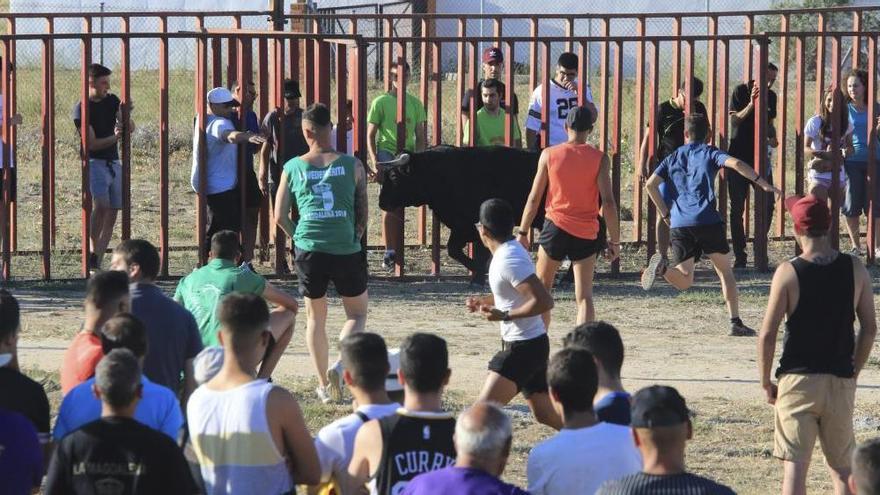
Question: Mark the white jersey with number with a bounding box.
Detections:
[525,79,595,147]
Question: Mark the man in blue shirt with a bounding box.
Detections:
[563,321,631,425]
[642,114,780,336]
[53,313,183,441]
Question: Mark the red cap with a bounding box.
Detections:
[482,46,503,64]
[785,194,830,235]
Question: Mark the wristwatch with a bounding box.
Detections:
[501,311,512,321]
[516,229,528,236]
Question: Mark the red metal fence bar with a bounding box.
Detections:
[158,15,169,276]
[79,17,92,278]
[867,35,877,263]
[6,18,14,255]
[120,16,132,241]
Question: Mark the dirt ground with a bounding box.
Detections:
[12,250,880,494]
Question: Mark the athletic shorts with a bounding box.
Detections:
[243,167,264,209]
[488,333,549,397]
[774,373,856,468]
[294,248,368,299]
[669,223,729,266]
[89,159,122,209]
[537,218,605,262]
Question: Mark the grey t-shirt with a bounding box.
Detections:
[597,472,736,495]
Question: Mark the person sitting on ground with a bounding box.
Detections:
[111,239,202,401]
[402,402,529,495]
[597,385,735,494]
[527,347,641,495]
[0,408,43,495]
[850,438,880,495]
[46,349,196,494]
[54,313,183,441]
[187,293,319,494]
[308,333,402,495]
[0,289,52,466]
[642,113,781,336]
[347,333,457,495]
[563,320,631,425]
[174,230,297,379]
[60,270,130,395]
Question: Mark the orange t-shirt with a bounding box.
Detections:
[544,142,603,239]
[60,331,103,396]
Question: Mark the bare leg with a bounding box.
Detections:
[571,255,597,324]
[663,258,696,290]
[89,202,107,256]
[97,208,119,259]
[708,252,740,319]
[782,460,810,495]
[534,247,562,330]
[828,465,853,495]
[305,296,330,388]
[382,208,404,257]
[340,291,368,339]
[477,371,518,405]
[844,215,861,251]
[257,308,295,379]
[242,207,260,262]
[525,392,563,430]
[657,217,670,258]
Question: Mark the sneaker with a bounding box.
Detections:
[875,248,880,260]
[733,256,747,269]
[315,385,332,405]
[382,252,395,272]
[641,253,666,291]
[729,319,757,337]
[848,246,865,257]
[88,253,100,270]
[326,360,345,403]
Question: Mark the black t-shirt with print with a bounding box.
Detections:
[46,416,196,495]
[72,94,122,161]
[654,99,709,161]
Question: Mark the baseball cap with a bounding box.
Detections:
[565,105,594,132]
[207,87,239,106]
[631,385,690,428]
[483,46,503,64]
[785,194,830,235]
[386,348,403,392]
[283,79,301,99]
[193,346,225,385]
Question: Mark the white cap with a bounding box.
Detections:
[386,348,403,392]
[193,346,225,385]
[207,87,239,106]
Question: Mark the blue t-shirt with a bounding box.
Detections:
[847,103,880,163]
[53,376,183,441]
[0,409,42,495]
[595,391,632,426]
[654,142,730,228]
[402,466,529,495]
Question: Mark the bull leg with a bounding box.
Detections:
[447,229,479,274]
[471,241,491,286]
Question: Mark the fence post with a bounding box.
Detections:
[158,16,169,276]
[6,18,15,257]
[393,43,408,277]
[753,37,769,271]
[430,41,442,276]
[867,35,876,262]
[776,16,789,238]
[829,35,842,252]
[41,17,54,279]
[646,41,659,258]
[196,19,208,266]
[80,17,93,277]
[120,16,131,241]
[257,36,270,263]
[610,40,622,276]
[633,18,645,246]
[1,31,10,280]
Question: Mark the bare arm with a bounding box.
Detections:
[853,258,877,378]
[269,387,320,486]
[262,281,299,314]
[729,83,758,125]
[80,125,119,152]
[516,149,550,249]
[758,263,791,404]
[223,129,266,145]
[353,159,368,241]
[508,274,554,319]
[367,123,380,173]
[645,173,669,220]
[596,153,621,260]
[258,141,271,195]
[723,157,780,194]
[274,171,296,238]
[637,129,651,180]
[346,420,382,495]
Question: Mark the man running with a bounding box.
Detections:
[274,103,368,404]
[518,106,620,327]
[642,114,780,336]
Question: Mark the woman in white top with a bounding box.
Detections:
[804,86,854,202]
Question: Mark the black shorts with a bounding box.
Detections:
[294,248,368,298]
[488,333,550,397]
[670,223,730,266]
[243,168,264,209]
[537,218,605,262]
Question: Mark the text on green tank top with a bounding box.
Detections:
[286,155,361,255]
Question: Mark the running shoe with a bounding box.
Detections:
[382,252,395,272]
[641,253,666,291]
[326,360,345,403]
[729,320,757,337]
[315,385,332,405]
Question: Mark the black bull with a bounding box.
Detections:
[378,146,545,282]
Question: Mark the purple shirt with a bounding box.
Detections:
[402,466,530,495]
[0,409,43,495]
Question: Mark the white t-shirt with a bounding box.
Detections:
[191,114,238,195]
[804,114,853,184]
[330,126,354,155]
[314,402,401,485]
[527,422,642,495]
[526,79,595,147]
[488,240,545,342]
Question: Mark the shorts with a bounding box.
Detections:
[243,167,264,209]
[294,248,368,299]
[669,223,729,266]
[488,333,549,397]
[808,168,847,192]
[89,158,122,209]
[773,373,856,468]
[537,218,605,262]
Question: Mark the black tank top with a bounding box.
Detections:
[374,410,456,495]
[777,253,856,378]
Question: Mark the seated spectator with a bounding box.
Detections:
[347,333,456,495]
[111,239,203,399]
[60,270,129,395]
[187,293,319,494]
[850,438,880,495]
[174,230,297,378]
[0,289,51,459]
[564,321,631,425]
[597,385,735,494]
[528,347,641,495]
[54,313,183,441]
[402,402,528,495]
[0,408,43,495]
[46,349,196,494]
[463,79,522,147]
[309,333,402,494]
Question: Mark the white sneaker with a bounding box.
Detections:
[315,385,332,405]
[326,360,345,403]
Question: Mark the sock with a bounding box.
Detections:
[384,249,396,260]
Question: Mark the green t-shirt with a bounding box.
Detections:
[367,91,427,154]
[464,107,522,147]
[284,154,362,255]
[173,258,266,346]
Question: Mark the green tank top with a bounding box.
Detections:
[284,154,361,255]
